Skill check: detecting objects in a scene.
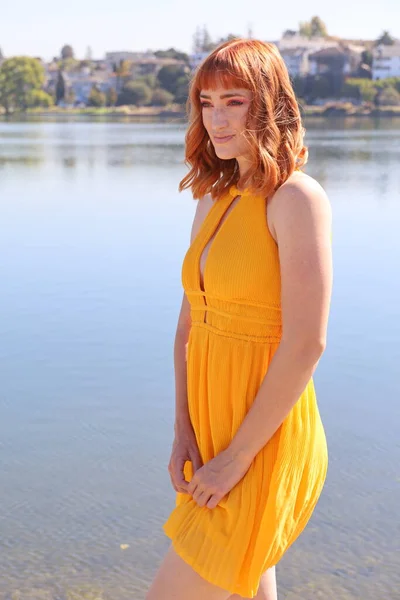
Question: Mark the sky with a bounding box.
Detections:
[0,0,398,61]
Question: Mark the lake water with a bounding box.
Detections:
[0,117,399,600]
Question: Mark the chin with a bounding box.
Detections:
[214,148,238,161]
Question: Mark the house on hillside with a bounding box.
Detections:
[277,34,339,77]
[372,43,400,79]
[308,44,364,77]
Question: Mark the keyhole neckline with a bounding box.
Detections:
[228,184,251,198]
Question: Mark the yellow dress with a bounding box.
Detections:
[162,184,328,598]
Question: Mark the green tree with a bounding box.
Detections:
[299,16,328,38]
[154,48,189,63]
[151,88,174,106]
[55,70,65,104]
[174,74,190,104]
[87,84,106,107]
[137,73,157,89]
[156,64,188,95]
[27,89,54,108]
[378,86,400,106]
[116,81,152,106]
[376,31,395,46]
[0,56,45,114]
[106,87,118,107]
[61,44,74,59]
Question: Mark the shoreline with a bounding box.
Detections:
[1,104,400,120]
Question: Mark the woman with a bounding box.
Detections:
[146,39,332,600]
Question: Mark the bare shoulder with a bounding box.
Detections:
[267,171,331,243]
[190,193,214,243]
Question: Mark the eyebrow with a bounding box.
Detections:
[199,92,247,99]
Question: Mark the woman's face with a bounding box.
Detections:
[199,86,253,166]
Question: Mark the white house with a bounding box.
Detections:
[372,44,400,79]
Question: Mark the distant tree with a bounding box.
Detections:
[192,25,216,53]
[157,64,188,95]
[0,56,45,114]
[151,88,174,106]
[58,57,79,72]
[0,47,4,60]
[106,87,118,107]
[55,70,66,104]
[112,59,131,93]
[64,87,76,105]
[61,44,74,59]
[361,50,373,67]
[174,74,190,104]
[378,86,400,106]
[154,48,190,63]
[283,30,297,38]
[202,25,215,52]
[27,89,54,108]
[299,16,328,38]
[116,81,152,106]
[87,84,106,107]
[137,73,157,89]
[215,34,241,46]
[192,25,203,53]
[376,31,395,46]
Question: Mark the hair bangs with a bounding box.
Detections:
[195,48,251,93]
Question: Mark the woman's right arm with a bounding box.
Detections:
[168,194,213,493]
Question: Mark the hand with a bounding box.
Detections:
[187,447,252,510]
[168,420,203,494]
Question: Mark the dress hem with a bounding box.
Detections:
[162,522,259,599]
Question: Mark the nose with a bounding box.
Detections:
[211,108,229,129]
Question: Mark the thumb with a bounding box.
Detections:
[190,449,203,473]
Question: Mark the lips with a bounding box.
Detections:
[214,134,235,143]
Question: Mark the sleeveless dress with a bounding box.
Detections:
[162,184,328,598]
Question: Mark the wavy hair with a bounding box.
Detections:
[179,38,308,201]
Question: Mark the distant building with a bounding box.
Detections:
[277,35,339,77]
[372,43,400,79]
[308,44,364,77]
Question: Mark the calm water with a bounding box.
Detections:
[0,118,399,600]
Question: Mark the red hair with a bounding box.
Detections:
[179,38,308,201]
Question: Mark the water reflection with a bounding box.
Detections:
[0,118,398,600]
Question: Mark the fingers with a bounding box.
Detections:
[190,450,204,473]
[193,489,212,508]
[168,457,189,494]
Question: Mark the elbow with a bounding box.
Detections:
[303,336,327,363]
[284,335,327,364]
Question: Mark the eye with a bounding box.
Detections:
[200,100,244,108]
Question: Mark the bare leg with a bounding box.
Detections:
[145,543,233,600]
[227,566,277,600]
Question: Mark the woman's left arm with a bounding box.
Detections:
[228,176,333,464]
[187,177,333,509]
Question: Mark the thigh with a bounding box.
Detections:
[145,543,233,600]
[227,566,277,600]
